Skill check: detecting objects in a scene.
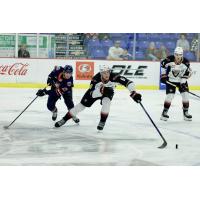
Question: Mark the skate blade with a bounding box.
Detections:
[160,116,168,121]
[184,117,192,121]
[52,117,57,121]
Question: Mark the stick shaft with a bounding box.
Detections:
[6,86,48,128]
[6,96,38,128]
[139,102,167,144]
[166,81,200,99]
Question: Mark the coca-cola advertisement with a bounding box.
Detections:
[0,62,29,76]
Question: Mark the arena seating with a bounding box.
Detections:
[85,33,197,61]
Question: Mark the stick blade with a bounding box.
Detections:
[158,141,167,149]
[3,126,9,130]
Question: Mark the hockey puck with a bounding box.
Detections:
[176,144,178,149]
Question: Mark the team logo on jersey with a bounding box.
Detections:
[76,62,94,80]
[172,69,180,77]
[67,82,72,87]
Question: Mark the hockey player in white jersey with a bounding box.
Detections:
[55,65,142,130]
[160,47,192,121]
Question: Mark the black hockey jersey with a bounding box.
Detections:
[88,72,134,98]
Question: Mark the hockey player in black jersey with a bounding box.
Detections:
[55,65,142,130]
[160,47,192,121]
[36,65,79,123]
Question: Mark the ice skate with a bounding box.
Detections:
[55,118,66,127]
[183,110,192,121]
[97,121,105,131]
[160,110,169,121]
[72,116,80,124]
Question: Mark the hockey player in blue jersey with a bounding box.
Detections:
[36,65,79,123]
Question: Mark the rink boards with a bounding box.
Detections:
[0,58,200,90]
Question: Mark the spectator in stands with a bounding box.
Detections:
[84,33,99,46]
[101,34,110,41]
[18,44,30,58]
[99,33,109,40]
[88,33,99,39]
[191,35,198,53]
[91,34,99,40]
[190,35,200,60]
[176,33,190,51]
[83,33,91,46]
[157,44,169,60]
[145,42,158,61]
[107,40,124,60]
[121,49,133,60]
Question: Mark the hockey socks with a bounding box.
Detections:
[97,113,108,130]
[52,107,58,121]
[183,102,192,121]
[160,101,170,121]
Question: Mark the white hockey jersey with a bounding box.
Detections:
[160,55,192,83]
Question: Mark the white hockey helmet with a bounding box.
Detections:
[99,65,111,73]
[174,47,183,55]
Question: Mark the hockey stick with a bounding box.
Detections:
[166,81,200,99]
[3,85,48,129]
[139,102,167,149]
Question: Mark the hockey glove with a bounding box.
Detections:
[47,77,54,86]
[160,75,168,84]
[180,83,188,92]
[102,87,114,99]
[36,89,47,97]
[130,91,142,103]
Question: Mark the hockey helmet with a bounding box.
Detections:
[99,65,110,74]
[174,47,183,55]
[63,65,73,73]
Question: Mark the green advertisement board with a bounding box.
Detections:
[0,34,54,57]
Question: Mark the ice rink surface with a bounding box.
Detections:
[0,88,200,166]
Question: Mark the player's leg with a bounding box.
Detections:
[97,97,111,130]
[179,82,192,121]
[55,90,98,127]
[160,83,176,121]
[47,91,60,121]
[55,103,85,127]
[63,93,80,123]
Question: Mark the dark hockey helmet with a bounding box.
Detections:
[63,65,73,73]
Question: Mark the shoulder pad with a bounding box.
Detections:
[183,57,190,67]
[54,66,62,71]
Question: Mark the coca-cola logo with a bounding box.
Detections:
[0,63,29,76]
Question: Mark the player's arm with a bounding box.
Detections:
[160,56,173,84]
[113,74,142,103]
[160,67,168,84]
[179,59,192,91]
[89,75,103,98]
[181,58,192,83]
[88,74,99,91]
[47,66,62,86]
[72,76,74,87]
